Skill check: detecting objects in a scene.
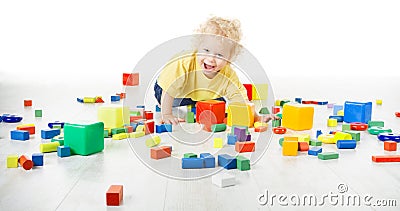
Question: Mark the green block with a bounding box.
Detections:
[280,100,290,107]
[64,122,104,156]
[272,119,281,127]
[342,123,351,131]
[368,120,384,128]
[343,130,361,141]
[310,139,322,146]
[104,129,109,138]
[279,137,284,146]
[259,107,270,114]
[111,127,126,135]
[236,155,250,171]
[51,135,64,146]
[276,113,283,119]
[186,111,195,123]
[318,152,339,160]
[184,153,197,158]
[367,126,392,135]
[130,111,141,116]
[35,110,42,117]
[211,123,226,132]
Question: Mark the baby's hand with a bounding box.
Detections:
[161,114,185,125]
[256,114,280,123]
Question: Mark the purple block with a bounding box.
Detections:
[246,134,251,141]
[234,127,246,142]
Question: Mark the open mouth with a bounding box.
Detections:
[203,63,215,71]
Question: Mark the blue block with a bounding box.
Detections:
[155,105,161,112]
[318,101,328,105]
[57,146,71,157]
[136,105,145,109]
[130,122,138,131]
[182,158,204,169]
[227,134,237,145]
[0,116,2,122]
[308,147,322,156]
[295,97,302,103]
[11,130,29,141]
[2,114,23,123]
[333,105,344,115]
[377,133,400,142]
[48,121,65,129]
[329,115,344,122]
[337,140,357,149]
[156,124,172,133]
[316,130,323,138]
[41,128,61,139]
[111,95,120,102]
[77,98,84,103]
[200,153,215,168]
[32,153,44,166]
[191,107,196,114]
[218,154,237,169]
[344,101,372,124]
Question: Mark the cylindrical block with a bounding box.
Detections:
[334,131,352,142]
[40,141,60,153]
[19,155,33,170]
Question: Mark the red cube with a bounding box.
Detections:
[196,100,226,130]
[122,73,139,86]
[151,146,172,159]
[235,141,255,153]
[144,120,155,134]
[144,111,153,120]
[106,185,123,206]
[298,142,309,151]
[24,99,32,107]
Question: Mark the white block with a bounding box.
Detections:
[212,173,236,188]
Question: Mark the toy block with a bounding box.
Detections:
[252,84,268,100]
[129,131,145,138]
[316,130,322,138]
[135,125,145,132]
[276,113,283,119]
[52,135,65,145]
[144,111,153,120]
[156,124,172,133]
[106,185,123,206]
[298,142,309,151]
[368,120,384,128]
[337,110,344,116]
[243,84,253,101]
[235,141,255,153]
[342,123,351,131]
[327,103,334,108]
[40,142,60,153]
[333,105,343,115]
[24,99,32,107]
[254,122,268,128]
[145,136,161,147]
[372,155,400,162]
[112,133,129,140]
[227,134,237,145]
[19,155,33,170]
[233,127,247,141]
[376,99,382,105]
[310,139,322,146]
[41,128,60,139]
[77,98,84,103]
[275,100,281,106]
[329,115,343,123]
[64,122,104,156]
[318,152,339,160]
[95,96,104,103]
[48,121,65,129]
[284,136,299,142]
[279,138,284,146]
[272,106,280,114]
[83,97,96,103]
[272,119,281,127]
[98,105,130,129]
[1,114,23,123]
[342,130,361,141]
[396,112,400,117]
[308,147,322,156]
[182,158,203,169]
[377,133,400,142]
[295,97,302,104]
[236,155,250,171]
[104,129,110,137]
[255,126,267,132]
[337,140,357,149]
[186,111,195,123]
[17,124,35,135]
[151,146,172,159]
[280,100,290,107]
[211,123,226,132]
[184,153,197,158]
[213,138,223,148]
[144,120,155,134]
[294,134,310,143]
[318,101,328,105]
[130,110,141,116]
[57,146,71,157]
[11,130,29,141]
[350,122,368,131]
[111,95,120,102]
[227,102,255,128]
[384,141,397,151]
[34,109,42,117]
[367,126,392,135]
[123,72,139,86]
[124,126,134,133]
[212,173,236,188]
[344,101,372,123]
[302,100,313,104]
[0,116,2,122]
[112,128,126,135]
[137,105,145,109]
[333,131,352,143]
[318,134,335,144]
[246,134,251,141]
[281,103,314,131]
[7,155,19,168]
[32,153,43,166]
[259,107,270,114]
[155,105,161,112]
[196,100,225,129]
[218,154,237,169]
[200,153,215,168]
[116,93,126,99]
[273,126,287,134]
[282,140,298,156]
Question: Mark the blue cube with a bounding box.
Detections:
[111,95,120,102]
[227,134,237,145]
[156,124,172,133]
[41,129,61,139]
[200,153,215,168]
[333,105,344,115]
[308,147,322,156]
[344,101,372,123]
[11,130,29,141]
[57,146,71,157]
[218,154,237,170]
[182,158,203,169]
[32,153,44,166]
[337,140,357,149]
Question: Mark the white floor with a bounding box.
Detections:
[0,76,399,211]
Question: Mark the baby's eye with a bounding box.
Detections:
[203,48,210,52]
[216,53,224,58]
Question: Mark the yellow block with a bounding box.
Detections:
[213,138,223,148]
[112,133,129,140]
[252,84,268,100]
[40,142,60,153]
[129,131,145,138]
[327,118,338,127]
[337,110,344,116]
[254,121,268,128]
[136,125,145,132]
[7,155,19,168]
[294,134,310,143]
[97,105,129,129]
[333,131,352,142]
[318,134,335,144]
[281,103,314,131]
[16,123,35,129]
[376,99,382,105]
[282,140,298,156]
[227,102,255,127]
[284,136,299,141]
[146,136,161,147]
[83,97,96,103]
[275,100,282,106]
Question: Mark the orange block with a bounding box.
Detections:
[150,146,172,159]
[123,73,139,86]
[235,141,255,153]
[17,125,35,135]
[24,99,32,107]
[144,120,155,134]
[298,142,309,151]
[196,100,226,130]
[116,93,126,99]
[372,155,400,162]
[106,185,123,206]
[18,155,33,170]
[384,141,397,151]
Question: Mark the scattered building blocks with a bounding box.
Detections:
[318,152,339,160]
[184,153,197,158]
[129,131,145,138]
[186,111,195,123]
[218,154,237,169]
[255,126,267,132]
[151,146,172,159]
[333,131,352,143]
[343,130,361,142]
[211,123,227,132]
[11,130,29,141]
[259,107,270,114]
[236,155,250,171]
[64,122,104,156]
[32,153,43,166]
[372,155,400,162]
[252,84,268,100]
[227,134,237,145]
[298,142,309,151]
[308,147,322,156]
[368,120,384,128]
[24,99,32,107]
[333,105,343,115]
[337,140,357,149]
[106,185,123,206]
[123,72,139,86]
[7,155,19,168]
[273,126,287,135]
[281,103,314,131]
[57,146,71,157]
[343,101,372,123]
[282,140,298,156]
[235,141,255,153]
[197,100,226,129]
[384,141,397,151]
[376,99,382,105]
[227,102,255,127]
[19,155,33,170]
[52,135,65,146]
[112,133,129,140]
[310,139,322,146]
[182,158,203,169]
[367,126,392,135]
[212,173,236,188]
[145,136,161,147]
[98,105,130,129]
[40,142,60,153]
[156,124,172,133]
[318,134,336,144]
[41,128,61,139]
[200,153,215,168]
[2,114,23,123]
[213,138,223,148]
[17,124,35,135]
[377,133,400,142]
[350,122,368,131]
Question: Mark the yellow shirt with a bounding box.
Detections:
[157,52,248,102]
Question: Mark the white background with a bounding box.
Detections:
[1,0,399,87]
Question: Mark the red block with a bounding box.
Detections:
[196,100,226,130]
[302,101,313,104]
[235,141,255,153]
[130,116,142,123]
[116,93,126,99]
[151,146,172,159]
[298,142,309,151]
[122,73,139,86]
[95,97,104,103]
[17,125,35,135]
[384,141,397,151]
[272,106,280,114]
[19,155,33,170]
[144,120,155,134]
[24,99,32,107]
[106,185,123,206]
[124,126,134,133]
[395,112,400,117]
[255,126,267,132]
[350,122,368,131]
[372,155,400,162]
[243,84,253,101]
[273,126,287,134]
[144,111,153,120]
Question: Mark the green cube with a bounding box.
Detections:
[111,127,126,135]
[51,135,64,146]
[272,119,281,127]
[35,109,42,117]
[342,123,351,131]
[184,153,197,158]
[236,155,250,171]
[343,130,361,141]
[368,120,384,128]
[318,152,339,160]
[64,122,104,156]
[310,139,322,146]
[186,111,195,123]
[276,113,283,119]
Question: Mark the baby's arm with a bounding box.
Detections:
[254,112,280,123]
[161,90,184,125]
